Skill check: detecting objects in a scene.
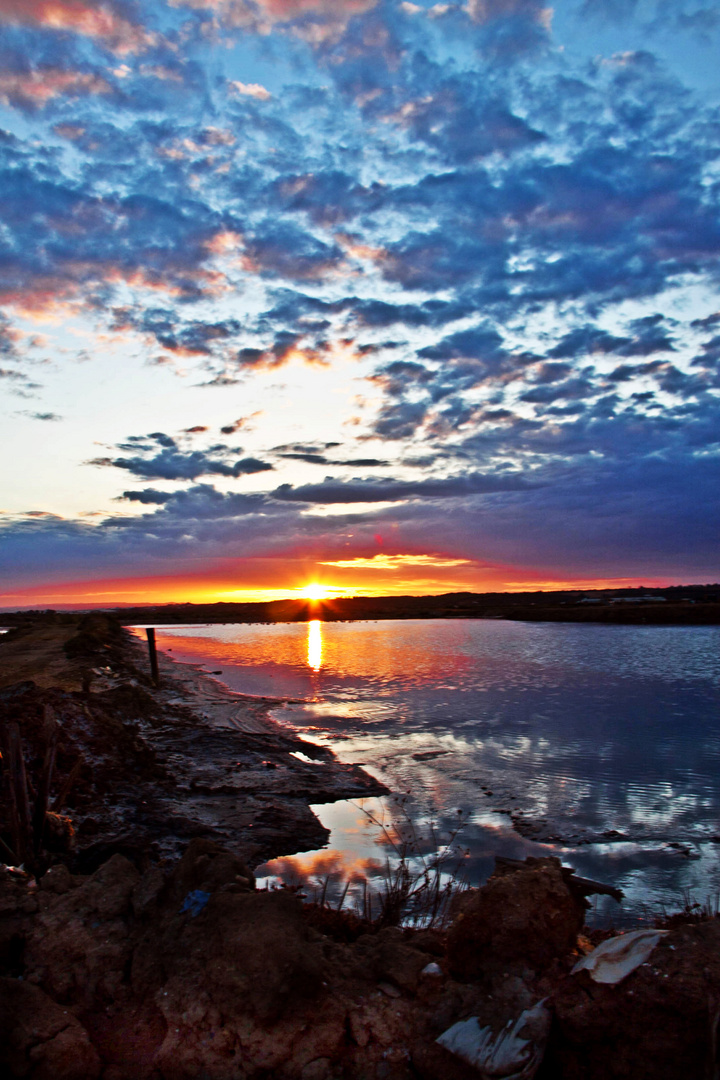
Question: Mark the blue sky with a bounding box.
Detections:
[0,0,719,604]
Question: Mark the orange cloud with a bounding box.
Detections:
[0,1,156,54]
[0,278,87,320]
[335,232,386,263]
[321,553,474,571]
[204,230,244,255]
[0,258,229,322]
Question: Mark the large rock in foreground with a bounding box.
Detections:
[446,856,586,980]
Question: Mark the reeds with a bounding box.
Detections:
[301,796,470,930]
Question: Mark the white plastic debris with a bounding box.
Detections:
[571,929,669,984]
[421,962,443,977]
[437,999,550,1079]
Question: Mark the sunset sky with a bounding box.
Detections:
[1,0,719,607]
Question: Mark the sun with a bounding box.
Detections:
[301,582,329,602]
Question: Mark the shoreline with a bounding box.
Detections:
[4,615,720,1078]
[3,583,720,629]
[0,614,386,871]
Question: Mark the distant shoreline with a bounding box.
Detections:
[2,583,719,627]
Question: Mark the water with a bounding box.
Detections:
[148,619,720,924]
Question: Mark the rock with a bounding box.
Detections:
[0,865,38,917]
[38,864,76,895]
[24,853,139,1004]
[446,857,585,980]
[165,837,255,902]
[301,1058,333,1080]
[0,977,101,1079]
[131,865,166,918]
[43,812,75,854]
[365,927,431,994]
[546,920,720,1079]
[0,866,38,975]
[129,884,331,1077]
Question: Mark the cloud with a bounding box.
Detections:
[577,0,720,39]
[271,470,534,503]
[99,452,273,481]
[0,68,112,111]
[241,222,344,281]
[0,1,156,54]
[220,413,262,435]
[1,0,719,597]
[229,80,272,101]
[170,0,378,41]
[277,452,390,465]
[120,488,175,504]
[88,431,275,481]
[320,552,473,569]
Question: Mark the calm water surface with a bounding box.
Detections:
[151,619,720,923]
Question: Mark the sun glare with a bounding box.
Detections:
[302,582,329,601]
[307,619,323,672]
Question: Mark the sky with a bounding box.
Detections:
[0,0,719,607]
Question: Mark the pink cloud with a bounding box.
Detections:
[0,69,111,109]
[465,0,552,28]
[0,1,156,54]
[229,80,272,100]
[170,0,377,40]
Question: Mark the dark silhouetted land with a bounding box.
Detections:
[3,583,719,627]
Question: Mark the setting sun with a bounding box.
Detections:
[302,582,330,602]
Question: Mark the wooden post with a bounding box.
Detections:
[146,627,160,686]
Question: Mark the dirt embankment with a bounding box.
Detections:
[4,616,720,1079]
[2,847,720,1079]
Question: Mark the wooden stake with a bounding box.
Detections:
[146,627,160,686]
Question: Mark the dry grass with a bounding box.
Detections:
[299,796,470,930]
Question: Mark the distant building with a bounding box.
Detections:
[610,596,667,603]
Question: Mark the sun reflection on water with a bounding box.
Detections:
[307,619,323,672]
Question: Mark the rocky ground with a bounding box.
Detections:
[3,615,720,1079]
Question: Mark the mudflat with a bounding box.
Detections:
[0,614,384,868]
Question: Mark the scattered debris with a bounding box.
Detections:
[437,999,551,1079]
[571,928,670,984]
[421,961,443,977]
[179,889,211,917]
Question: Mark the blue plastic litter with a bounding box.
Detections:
[180,889,211,917]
